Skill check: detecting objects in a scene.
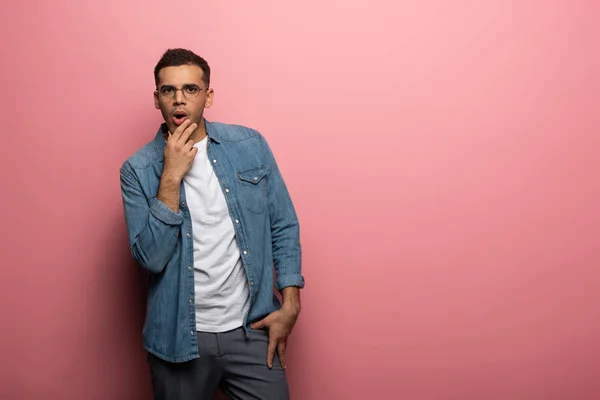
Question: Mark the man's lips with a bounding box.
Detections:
[172,111,188,125]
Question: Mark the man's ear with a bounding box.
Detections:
[205,88,214,108]
[154,91,160,109]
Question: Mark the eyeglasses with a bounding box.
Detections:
[156,84,207,100]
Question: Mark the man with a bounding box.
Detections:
[120,48,304,400]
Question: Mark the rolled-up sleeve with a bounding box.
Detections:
[120,164,183,274]
[149,196,184,226]
[259,134,305,291]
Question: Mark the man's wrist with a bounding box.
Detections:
[160,170,182,185]
[281,286,301,317]
[281,302,301,316]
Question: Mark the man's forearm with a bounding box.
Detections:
[157,173,181,213]
[281,286,301,316]
[120,167,184,274]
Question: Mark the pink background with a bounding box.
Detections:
[1,1,599,399]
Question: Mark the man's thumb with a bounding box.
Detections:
[251,319,265,329]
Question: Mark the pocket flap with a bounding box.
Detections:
[237,166,269,184]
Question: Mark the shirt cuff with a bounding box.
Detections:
[275,274,305,291]
[149,197,184,226]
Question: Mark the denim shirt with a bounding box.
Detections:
[119,120,304,363]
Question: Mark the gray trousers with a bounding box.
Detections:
[147,327,289,400]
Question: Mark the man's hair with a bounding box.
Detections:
[154,48,211,88]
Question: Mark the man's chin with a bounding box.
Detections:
[163,116,202,135]
[165,121,184,135]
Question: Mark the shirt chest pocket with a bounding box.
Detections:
[236,166,269,214]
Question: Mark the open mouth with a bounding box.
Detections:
[172,111,188,125]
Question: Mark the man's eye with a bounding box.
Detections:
[185,86,199,93]
[161,87,174,94]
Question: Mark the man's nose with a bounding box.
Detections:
[174,90,186,104]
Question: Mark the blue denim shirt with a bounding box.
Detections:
[119,120,304,363]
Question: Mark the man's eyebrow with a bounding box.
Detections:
[159,83,199,88]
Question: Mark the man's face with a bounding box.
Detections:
[154,65,213,134]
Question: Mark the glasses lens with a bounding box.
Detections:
[183,85,201,99]
[159,86,174,99]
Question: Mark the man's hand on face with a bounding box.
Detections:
[251,306,300,369]
[163,119,198,182]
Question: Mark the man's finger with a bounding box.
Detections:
[171,119,191,140]
[267,337,277,369]
[277,340,287,369]
[179,122,197,143]
[183,139,195,152]
[251,319,266,330]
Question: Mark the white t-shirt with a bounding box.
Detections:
[182,136,250,332]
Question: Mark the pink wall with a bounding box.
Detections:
[1,1,599,399]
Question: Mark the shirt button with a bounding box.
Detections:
[243,250,248,255]
[189,299,193,304]
[191,331,194,335]
[250,282,254,286]
[253,177,258,181]
[235,219,239,224]
[186,233,191,238]
[181,202,185,206]
[188,266,192,270]
[225,188,230,193]
[213,159,217,163]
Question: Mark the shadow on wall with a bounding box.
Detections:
[68,204,154,399]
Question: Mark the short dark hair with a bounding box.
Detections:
[154,48,211,87]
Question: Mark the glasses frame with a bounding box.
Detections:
[155,84,208,100]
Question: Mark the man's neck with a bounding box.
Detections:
[190,118,207,143]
